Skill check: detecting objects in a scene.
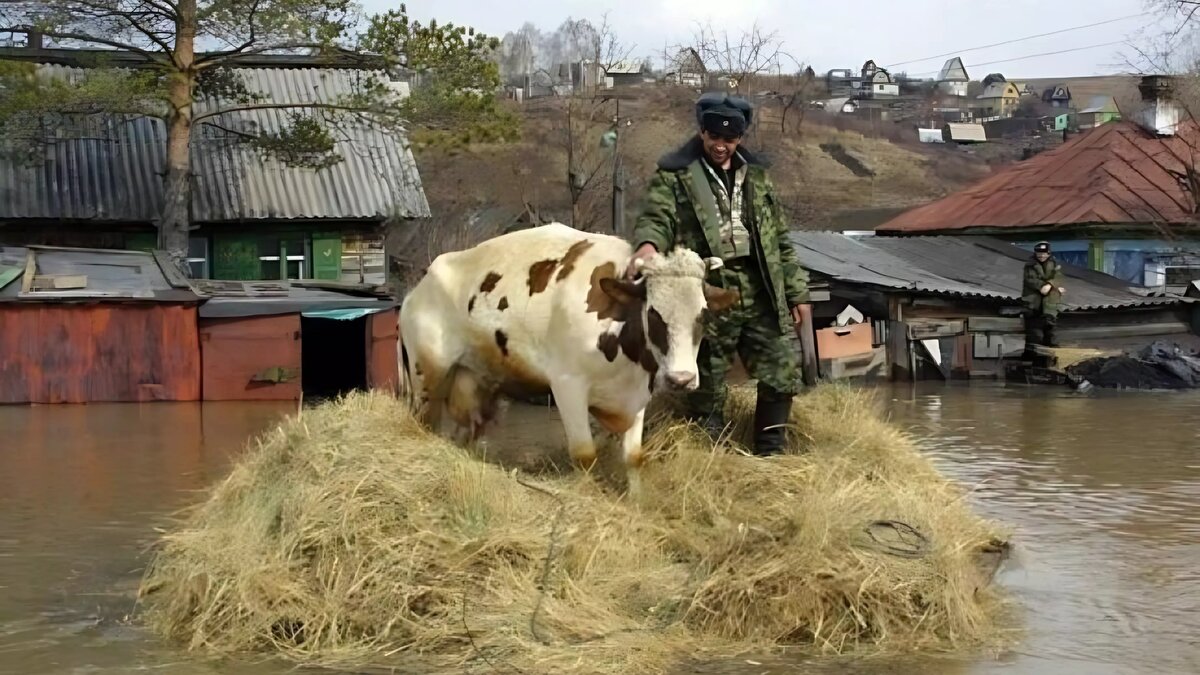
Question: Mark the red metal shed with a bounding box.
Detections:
[194,282,398,401]
[0,245,202,404]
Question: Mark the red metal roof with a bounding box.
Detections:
[877,120,1200,234]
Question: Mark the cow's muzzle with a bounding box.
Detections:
[665,371,698,390]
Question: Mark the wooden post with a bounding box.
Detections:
[795,303,819,385]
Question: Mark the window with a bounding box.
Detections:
[1165,266,1200,286]
[257,236,310,280]
[187,237,209,278]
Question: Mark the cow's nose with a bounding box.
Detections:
[666,371,696,389]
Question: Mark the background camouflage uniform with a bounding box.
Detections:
[1022,255,1065,353]
[632,135,809,423]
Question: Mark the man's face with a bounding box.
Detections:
[700,129,742,166]
[1035,251,1050,262]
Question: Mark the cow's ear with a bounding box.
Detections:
[600,277,646,305]
[703,284,739,312]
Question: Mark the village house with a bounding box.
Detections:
[789,232,1196,383]
[1077,95,1122,129]
[665,47,706,88]
[975,73,1022,119]
[937,57,970,97]
[1042,83,1073,108]
[878,75,1200,295]
[0,46,431,284]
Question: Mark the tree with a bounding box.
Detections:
[679,21,785,94]
[0,2,505,273]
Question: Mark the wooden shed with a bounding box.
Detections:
[194,281,398,401]
[0,245,202,404]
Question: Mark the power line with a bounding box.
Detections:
[886,12,1150,69]
[905,40,1130,77]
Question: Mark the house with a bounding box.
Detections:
[0,47,431,284]
[1042,83,1072,108]
[666,47,706,87]
[604,59,645,87]
[826,68,860,97]
[788,232,1195,381]
[0,245,202,404]
[976,75,1022,118]
[878,76,1200,291]
[937,57,969,97]
[1054,112,1074,131]
[1077,95,1121,129]
[861,59,899,97]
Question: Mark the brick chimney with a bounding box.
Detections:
[1136,74,1184,136]
[26,29,44,49]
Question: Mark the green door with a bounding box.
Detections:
[212,235,260,280]
[312,234,343,281]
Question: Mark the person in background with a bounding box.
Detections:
[624,92,810,456]
[1022,241,1066,359]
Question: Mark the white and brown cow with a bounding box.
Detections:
[398,222,737,492]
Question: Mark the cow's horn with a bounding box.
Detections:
[633,257,647,270]
[705,257,724,270]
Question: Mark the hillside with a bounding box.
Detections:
[1018,74,1140,108]
[390,88,995,283]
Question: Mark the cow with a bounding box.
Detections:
[397,222,738,493]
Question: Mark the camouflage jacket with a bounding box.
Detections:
[631,135,810,334]
[1022,256,1065,316]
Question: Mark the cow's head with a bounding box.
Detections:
[599,249,738,391]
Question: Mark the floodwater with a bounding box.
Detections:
[1,384,1198,675]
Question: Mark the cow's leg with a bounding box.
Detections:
[620,408,647,498]
[550,378,597,471]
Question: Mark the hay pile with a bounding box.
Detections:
[137,385,1011,673]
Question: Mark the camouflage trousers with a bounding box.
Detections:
[685,260,802,418]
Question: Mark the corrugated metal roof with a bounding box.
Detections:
[0,64,431,223]
[0,245,199,302]
[789,232,1184,311]
[878,120,1200,233]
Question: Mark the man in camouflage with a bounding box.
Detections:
[625,92,810,456]
[1021,241,1066,359]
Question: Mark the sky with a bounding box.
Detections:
[363,0,1184,79]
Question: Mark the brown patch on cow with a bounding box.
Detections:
[625,445,646,468]
[480,272,502,293]
[527,259,559,294]
[468,295,476,313]
[494,329,509,356]
[569,442,598,470]
[556,240,595,281]
[585,262,623,320]
[647,307,669,355]
[597,332,620,362]
[498,296,509,311]
[589,406,635,434]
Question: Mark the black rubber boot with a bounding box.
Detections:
[752,387,794,457]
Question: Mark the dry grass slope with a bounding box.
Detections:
[137,384,1014,673]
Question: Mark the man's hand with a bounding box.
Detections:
[625,243,659,279]
[1040,283,1052,295]
[1058,286,1066,294]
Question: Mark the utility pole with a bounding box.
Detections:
[611,98,624,234]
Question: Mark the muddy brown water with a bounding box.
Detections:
[1,384,1198,675]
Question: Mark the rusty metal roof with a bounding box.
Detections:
[0,245,199,302]
[877,120,1200,234]
[0,64,431,224]
[789,232,1185,311]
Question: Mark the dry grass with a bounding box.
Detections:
[136,384,1013,673]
